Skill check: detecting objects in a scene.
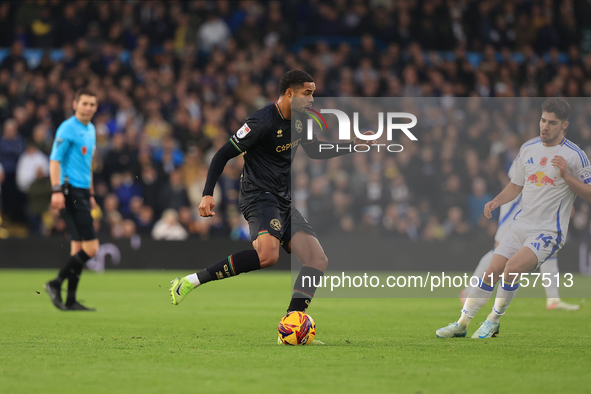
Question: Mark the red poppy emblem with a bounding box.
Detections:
[82,146,88,155]
[540,157,547,166]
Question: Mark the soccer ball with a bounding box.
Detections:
[277,311,316,345]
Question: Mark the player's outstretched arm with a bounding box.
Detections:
[302,131,377,159]
[552,155,591,202]
[199,141,241,217]
[484,182,523,219]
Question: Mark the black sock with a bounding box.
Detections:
[51,250,90,305]
[196,250,260,285]
[288,267,324,312]
[66,264,84,306]
[52,250,90,284]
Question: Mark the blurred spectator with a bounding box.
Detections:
[153,135,184,174]
[0,163,4,216]
[0,119,26,222]
[113,171,142,218]
[144,100,172,146]
[31,123,52,155]
[121,219,137,239]
[26,166,51,233]
[152,208,188,240]
[136,205,155,235]
[158,168,190,213]
[16,144,49,194]
[197,11,231,52]
[422,215,446,242]
[468,177,494,228]
[102,193,120,232]
[1,42,27,71]
[102,133,137,183]
[442,206,471,238]
[139,165,161,212]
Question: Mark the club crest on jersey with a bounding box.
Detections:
[526,171,556,187]
[540,157,548,166]
[236,123,251,139]
[295,119,303,133]
[277,129,283,138]
[81,146,88,155]
[270,219,281,231]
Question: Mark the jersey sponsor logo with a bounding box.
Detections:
[540,157,548,166]
[276,138,301,152]
[270,219,281,231]
[81,146,88,155]
[580,172,591,183]
[526,171,557,187]
[56,138,64,147]
[236,123,251,139]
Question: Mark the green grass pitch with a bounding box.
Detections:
[1,269,590,394]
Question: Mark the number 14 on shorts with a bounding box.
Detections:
[531,233,553,250]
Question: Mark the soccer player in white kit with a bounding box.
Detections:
[461,136,580,311]
[437,98,590,338]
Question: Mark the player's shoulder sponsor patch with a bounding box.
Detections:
[236,123,251,139]
[580,171,591,184]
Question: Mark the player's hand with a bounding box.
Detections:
[90,196,97,211]
[51,192,65,210]
[483,199,499,219]
[199,195,216,217]
[551,155,569,179]
[354,130,378,146]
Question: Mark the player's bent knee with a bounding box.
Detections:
[503,262,525,278]
[257,250,279,268]
[82,240,100,258]
[308,254,328,271]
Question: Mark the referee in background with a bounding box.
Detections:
[45,88,99,311]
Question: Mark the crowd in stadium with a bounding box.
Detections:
[1,0,591,242]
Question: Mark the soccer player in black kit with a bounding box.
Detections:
[169,70,375,341]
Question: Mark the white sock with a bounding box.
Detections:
[464,250,494,293]
[488,278,519,323]
[186,273,200,287]
[459,283,494,328]
[540,257,560,300]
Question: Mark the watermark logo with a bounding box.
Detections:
[305,109,417,153]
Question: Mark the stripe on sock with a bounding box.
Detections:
[293,290,313,300]
[501,277,520,291]
[227,255,236,276]
[478,278,494,292]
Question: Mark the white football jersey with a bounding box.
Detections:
[495,137,540,242]
[509,137,591,241]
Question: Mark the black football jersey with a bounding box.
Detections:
[229,102,312,205]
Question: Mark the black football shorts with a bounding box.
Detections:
[239,192,317,253]
[60,185,97,241]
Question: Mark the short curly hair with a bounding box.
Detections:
[279,70,314,95]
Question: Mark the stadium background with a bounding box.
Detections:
[0,0,591,273]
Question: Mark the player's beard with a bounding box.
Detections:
[540,130,561,145]
[292,97,311,115]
